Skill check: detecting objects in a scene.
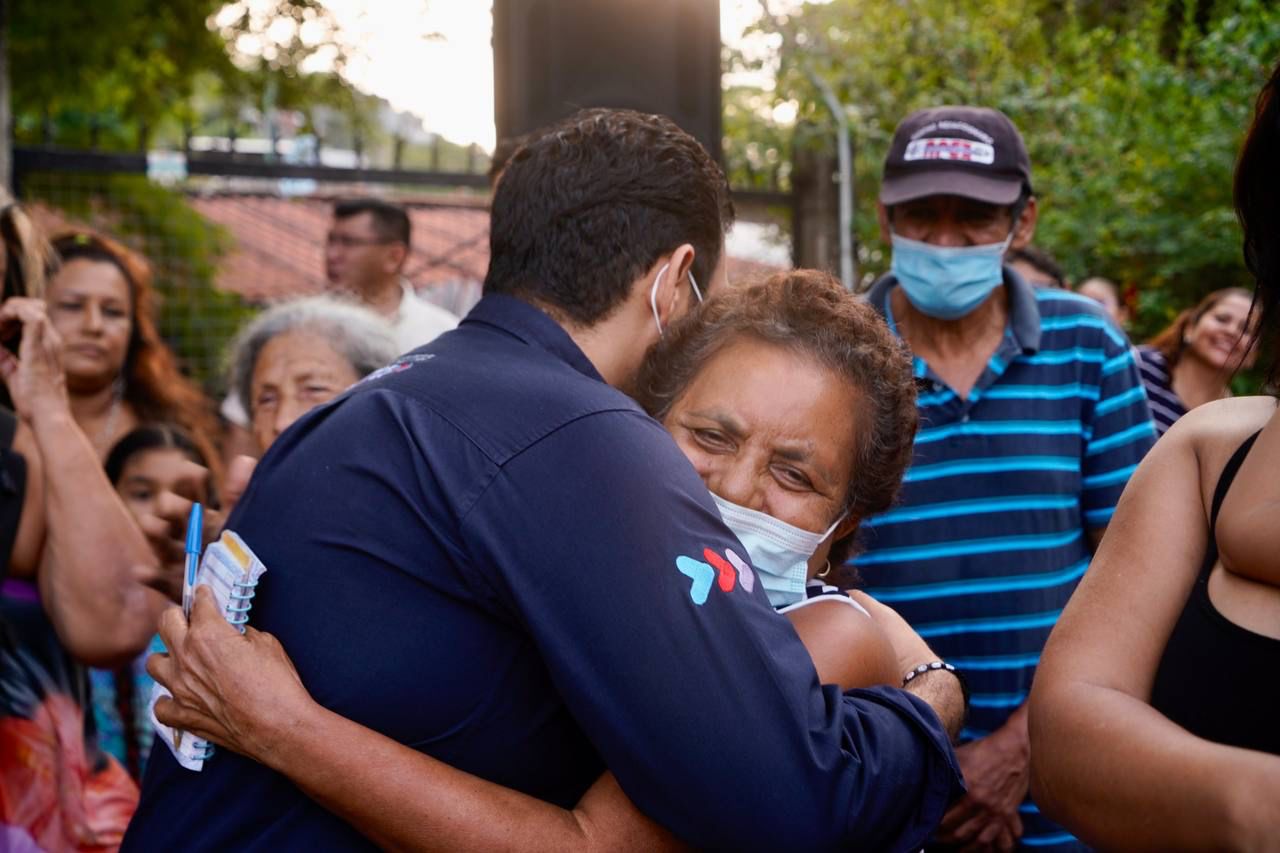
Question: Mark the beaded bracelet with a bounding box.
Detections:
[902,660,970,714]
[902,660,956,685]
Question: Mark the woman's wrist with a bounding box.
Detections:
[26,402,74,433]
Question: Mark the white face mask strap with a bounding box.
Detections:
[821,511,847,541]
[689,271,704,304]
[649,262,671,337]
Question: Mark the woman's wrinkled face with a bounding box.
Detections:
[116,447,208,521]
[250,330,360,454]
[1185,293,1257,372]
[47,258,133,390]
[663,336,862,568]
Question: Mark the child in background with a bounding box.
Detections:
[93,424,213,779]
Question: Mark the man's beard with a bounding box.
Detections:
[614,334,664,403]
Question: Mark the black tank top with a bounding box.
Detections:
[1150,431,1280,754]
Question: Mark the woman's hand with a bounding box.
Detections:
[148,586,315,770]
[0,297,69,424]
[133,462,224,602]
[223,454,258,513]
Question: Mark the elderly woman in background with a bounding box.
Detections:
[226,296,400,457]
[148,271,956,851]
[1136,287,1258,435]
[1028,59,1280,849]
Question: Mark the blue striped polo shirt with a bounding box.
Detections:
[855,268,1156,851]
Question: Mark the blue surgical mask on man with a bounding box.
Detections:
[889,232,1012,320]
[711,493,845,607]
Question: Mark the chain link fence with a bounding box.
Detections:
[15,148,491,395]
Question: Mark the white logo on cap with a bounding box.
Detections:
[904,137,995,165]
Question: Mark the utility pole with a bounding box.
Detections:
[806,69,856,290]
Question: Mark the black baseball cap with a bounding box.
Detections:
[881,106,1032,206]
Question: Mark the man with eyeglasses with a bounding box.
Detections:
[218,200,458,449]
[325,198,458,355]
[852,106,1156,852]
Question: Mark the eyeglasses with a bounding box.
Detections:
[325,233,397,250]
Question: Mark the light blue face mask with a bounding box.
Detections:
[711,493,845,607]
[889,232,1011,320]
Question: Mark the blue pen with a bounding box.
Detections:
[182,502,203,618]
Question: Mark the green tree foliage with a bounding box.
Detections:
[749,0,1280,342]
[10,0,233,148]
[6,0,392,388]
[9,0,367,149]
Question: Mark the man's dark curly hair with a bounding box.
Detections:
[634,270,918,565]
[484,108,733,326]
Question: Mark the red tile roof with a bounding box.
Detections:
[33,193,783,304]
[187,195,494,303]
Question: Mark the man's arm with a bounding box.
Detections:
[152,584,960,853]
[846,589,966,738]
[904,669,967,741]
[153,590,681,853]
[0,298,169,667]
[465,412,962,849]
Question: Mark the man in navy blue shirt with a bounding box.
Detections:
[126,109,964,850]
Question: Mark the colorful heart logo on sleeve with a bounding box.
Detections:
[675,556,715,605]
[703,549,737,593]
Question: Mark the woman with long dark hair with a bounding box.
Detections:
[1029,59,1280,848]
[46,232,218,472]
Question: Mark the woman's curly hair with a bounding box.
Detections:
[634,269,918,564]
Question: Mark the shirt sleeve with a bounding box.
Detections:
[1082,334,1157,528]
[461,409,962,850]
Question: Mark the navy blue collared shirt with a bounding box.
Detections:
[126,294,961,852]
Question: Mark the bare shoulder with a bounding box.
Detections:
[1168,397,1278,509]
[783,596,873,638]
[784,596,898,689]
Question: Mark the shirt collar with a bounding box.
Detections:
[462,294,607,383]
[866,264,1042,354]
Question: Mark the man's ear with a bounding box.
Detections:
[384,242,409,275]
[654,243,697,327]
[1010,196,1038,250]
